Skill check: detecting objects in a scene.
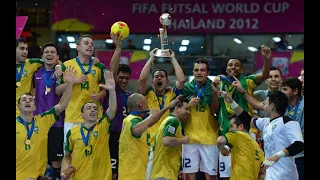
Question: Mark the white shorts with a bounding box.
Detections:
[182,143,218,175]
[219,146,231,178]
[63,122,81,152]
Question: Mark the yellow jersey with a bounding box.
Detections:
[57,59,106,123]
[118,114,151,180]
[185,104,219,145]
[144,86,181,144]
[16,58,43,116]
[16,107,57,180]
[224,131,265,180]
[149,115,183,180]
[64,113,112,180]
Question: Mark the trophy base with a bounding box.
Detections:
[155,49,171,57]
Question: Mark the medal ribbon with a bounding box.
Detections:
[20,117,35,140]
[130,110,150,119]
[16,63,25,82]
[153,91,165,110]
[80,124,96,146]
[42,68,54,89]
[194,83,205,99]
[76,57,93,75]
[287,96,302,120]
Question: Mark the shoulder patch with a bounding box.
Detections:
[168,125,176,134]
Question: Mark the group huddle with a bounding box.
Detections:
[16,34,304,180]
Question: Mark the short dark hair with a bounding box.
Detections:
[42,42,59,55]
[194,58,210,71]
[81,102,96,113]
[76,34,93,45]
[18,93,33,104]
[16,38,27,48]
[282,77,302,97]
[268,91,288,114]
[229,115,249,131]
[153,69,168,79]
[118,64,131,75]
[270,66,283,78]
[169,96,187,113]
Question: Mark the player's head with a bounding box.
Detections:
[152,69,169,92]
[266,66,283,90]
[193,58,210,83]
[42,42,59,66]
[76,34,94,57]
[117,64,131,91]
[16,38,28,63]
[18,93,35,112]
[281,77,302,99]
[298,69,304,95]
[229,115,249,132]
[81,102,98,122]
[226,59,242,77]
[127,93,149,111]
[264,91,288,116]
[170,97,190,122]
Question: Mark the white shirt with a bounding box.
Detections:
[254,116,304,180]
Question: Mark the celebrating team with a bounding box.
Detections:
[16,34,304,180]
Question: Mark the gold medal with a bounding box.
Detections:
[25,139,31,145]
[16,82,21,87]
[45,87,51,93]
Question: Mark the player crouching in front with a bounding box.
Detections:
[60,71,117,180]
[147,97,190,180]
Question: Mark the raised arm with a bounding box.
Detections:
[168,49,186,90]
[232,76,265,110]
[138,48,157,95]
[211,78,220,114]
[254,45,271,85]
[109,34,122,77]
[132,96,180,137]
[54,66,75,116]
[99,71,117,120]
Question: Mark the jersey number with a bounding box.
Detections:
[196,104,205,112]
[183,158,191,168]
[255,150,259,160]
[111,158,117,169]
[81,81,89,90]
[84,145,93,156]
[122,107,128,117]
[220,162,225,172]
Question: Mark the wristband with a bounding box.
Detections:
[276,150,286,158]
[55,64,61,69]
[230,100,239,109]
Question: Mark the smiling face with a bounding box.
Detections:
[226,59,242,77]
[16,42,28,63]
[42,45,59,66]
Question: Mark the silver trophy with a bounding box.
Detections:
[155,13,172,57]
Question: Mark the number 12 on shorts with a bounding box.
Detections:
[183,158,191,168]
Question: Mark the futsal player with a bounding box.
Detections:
[118,93,180,180]
[138,48,186,143]
[61,71,117,180]
[147,98,190,180]
[16,66,75,180]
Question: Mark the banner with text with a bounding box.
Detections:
[95,50,148,80]
[254,51,304,79]
[52,0,304,33]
